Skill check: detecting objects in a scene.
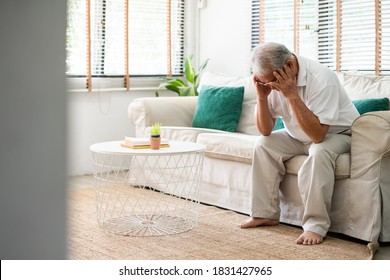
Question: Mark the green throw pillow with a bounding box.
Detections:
[272,98,389,130]
[352,98,389,115]
[192,85,244,132]
[273,117,285,131]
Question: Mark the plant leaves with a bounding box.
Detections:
[156,82,181,94]
[167,79,188,87]
[165,84,181,94]
[155,54,209,97]
[198,58,209,74]
[179,87,193,96]
[170,78,187,87]
[184,55,195,83]
[193,58,210,91]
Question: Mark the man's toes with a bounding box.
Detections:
[240,218,255,228]
[296,231,324,245]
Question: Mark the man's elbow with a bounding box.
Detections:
[311,124,330,143]
[255,124,271,136]
[311,132,327,144]
[312,137,324,144]
[257,126,273,136]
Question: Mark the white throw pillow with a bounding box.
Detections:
[199,71,260,135]
[339,72,390,101]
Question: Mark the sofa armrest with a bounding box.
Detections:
[351,111,390,178]
[350,111,390,241]
[128,96,198,137]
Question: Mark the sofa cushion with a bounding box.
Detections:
[197,133,259,164]
[129,96,198,137]
[160,126,226,142]
[192,85,244,132]
[338,72,390,100]
[198,132,351,179]
[199,71,260,135]
[352,98,389,115]
[273,117,285,130]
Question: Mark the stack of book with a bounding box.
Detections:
[121,136,170,149]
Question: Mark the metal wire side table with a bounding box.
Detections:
[90,140,205,236]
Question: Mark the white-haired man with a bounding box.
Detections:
[240,42,359,245]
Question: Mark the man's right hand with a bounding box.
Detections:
[253,75,272,100]
[253,75,275,135]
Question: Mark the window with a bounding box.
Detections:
[318,0,378,73]
[66,0,185,90]
[251,0,318,61]
[251,0,390,75]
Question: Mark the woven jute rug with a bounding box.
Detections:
[67,187,375,260]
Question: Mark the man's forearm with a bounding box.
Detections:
[288,95,329,143]
[255,98,275,136]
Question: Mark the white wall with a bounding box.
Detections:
[68,0,253,176]
[67,89,174,176]
[68,91,132,176]
[198,0,252,77]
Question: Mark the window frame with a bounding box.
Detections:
[66,0,188,92]
[251,0,389,75]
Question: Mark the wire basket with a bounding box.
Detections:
[91,147,204,236]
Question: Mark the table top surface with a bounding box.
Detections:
[90,140,205,155]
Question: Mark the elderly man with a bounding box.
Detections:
[240,42,359,245]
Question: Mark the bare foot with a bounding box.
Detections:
[240,217,279,229]
[295,231,324,245]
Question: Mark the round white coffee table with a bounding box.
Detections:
[90,140,205,236]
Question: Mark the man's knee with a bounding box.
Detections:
[308,144,338,162]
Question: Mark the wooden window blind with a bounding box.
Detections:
[318,0,338,70]
[252,0,390,75]
[252,0,296,51]
[380,0,390,75]
[339,0,376,73]
[66,0,185,91]
[318,0,388,74]
[251,0,317,59]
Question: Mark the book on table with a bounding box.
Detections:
[121,136,170,149]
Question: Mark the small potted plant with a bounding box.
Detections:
[149,122,161,150]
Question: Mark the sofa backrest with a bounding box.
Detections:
[199,71,390,135]
[337,72,390,100]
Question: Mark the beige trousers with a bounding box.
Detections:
[251,129,351,237]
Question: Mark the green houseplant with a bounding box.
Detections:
[156,54,209,97]
[149,122,161,136]
[149,122,161,150]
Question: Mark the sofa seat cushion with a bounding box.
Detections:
[285,154,351,180]
[198,132,351,179]
[160,126,226,142]
[197,133,259,164]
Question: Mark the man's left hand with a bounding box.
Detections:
[270,64,298,99]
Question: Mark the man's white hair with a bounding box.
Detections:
[251,42,293,76]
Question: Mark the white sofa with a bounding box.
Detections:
[128,71,390,243]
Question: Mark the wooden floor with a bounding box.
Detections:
[67,174,390,260]
[68,174,96,190]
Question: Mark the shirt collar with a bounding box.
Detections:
[295,54,306,87]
